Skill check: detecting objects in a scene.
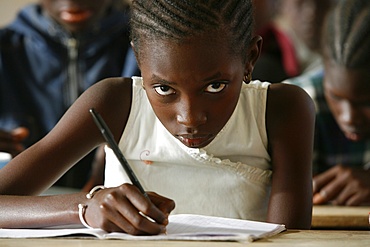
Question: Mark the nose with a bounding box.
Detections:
[339,101,363,126]
[176,97,207,128]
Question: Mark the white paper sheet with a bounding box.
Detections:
[0,214,285,242]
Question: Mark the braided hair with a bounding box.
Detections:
[130,0,254,61]
[323,0,370,68]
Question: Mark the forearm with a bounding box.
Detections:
[267,192,312,229]
[0,192,87,228]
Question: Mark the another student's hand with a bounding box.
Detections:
[0,127,29,157]
[313,165,370,206]
[84,183,175,235]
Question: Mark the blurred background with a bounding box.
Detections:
[0,1,36,27]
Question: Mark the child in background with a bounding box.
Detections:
[0,0,314,234]
[0,0,139,188]
[285,0,370,206]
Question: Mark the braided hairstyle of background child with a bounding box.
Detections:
[323,0,370,68]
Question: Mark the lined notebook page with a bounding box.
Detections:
[0,214,285,242]
[165,214,285,241]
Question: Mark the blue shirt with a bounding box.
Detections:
[0,4,140,147]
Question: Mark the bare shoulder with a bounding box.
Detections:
[265,82,316,150]
[65,77,134,141]
[266,83,315,120]
[87,77,133,99]
[79,77,133,113]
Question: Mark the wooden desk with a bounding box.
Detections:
[1,230,370,246]
[312,205,370,229]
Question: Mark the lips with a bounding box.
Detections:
[60,8,93,23]
[176,134,214,148]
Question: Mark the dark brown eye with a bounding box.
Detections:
[205,82,226,93]
[154,85,175,96]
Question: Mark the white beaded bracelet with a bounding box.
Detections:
[78,185,106,229]
[78,203,93,229]
[86,185,106,199]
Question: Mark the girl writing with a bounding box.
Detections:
[0,0,314,234]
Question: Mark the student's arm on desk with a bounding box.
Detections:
[265,84,315,229]
[0,78,174,234]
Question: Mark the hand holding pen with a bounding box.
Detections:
[80,108,175,234]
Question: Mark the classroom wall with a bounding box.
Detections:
[0,0,36,27]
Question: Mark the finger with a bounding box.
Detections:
[117,184,167,234]
[313,192,325,204]
[101,201,156,235]
[332,184,357,205]
[86,200,147,234]
[148,192,176,217]
[313,189,331,204]
[324,166,370,205]
[123,185,169,225]
[89,186,166,235]
[312,167,338,193]
[116,198,166,235]
[345,192,368,206]
[335,184,370,206]
[313,186,340,205]
[316,179,347,205]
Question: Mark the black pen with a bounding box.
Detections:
[89,108,149,199]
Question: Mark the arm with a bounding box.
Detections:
[266,83,315,229]
[0,77,175,234]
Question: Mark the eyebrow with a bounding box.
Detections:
[151,75,175,85]
[202,72,223,82]
[151,72,223,85]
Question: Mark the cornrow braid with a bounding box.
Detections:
[130,0,254,59]
[323,0,370,68]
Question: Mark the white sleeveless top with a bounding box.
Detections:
[105,77,272,221]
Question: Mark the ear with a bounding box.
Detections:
[244,35,263,78]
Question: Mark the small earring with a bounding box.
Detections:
[243,72,252,84]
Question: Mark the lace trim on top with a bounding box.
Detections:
[184,147,272,185]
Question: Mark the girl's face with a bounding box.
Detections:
[324,62,370,141]
[138,33,249,148]
[40,0,112,33]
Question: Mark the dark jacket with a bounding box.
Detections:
[0,4,140,146]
